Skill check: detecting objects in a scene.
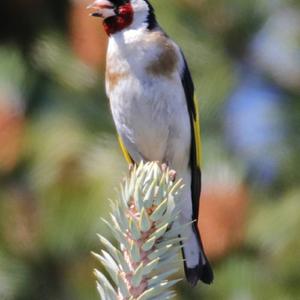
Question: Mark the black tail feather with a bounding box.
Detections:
[184,257,214,286]
[180,224,214,286]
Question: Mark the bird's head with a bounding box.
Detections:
[87,0,156,35]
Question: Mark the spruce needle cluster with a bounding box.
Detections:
[93,162,187,300]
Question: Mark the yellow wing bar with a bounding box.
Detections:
[193,96,203,168]
[118,135,133,164]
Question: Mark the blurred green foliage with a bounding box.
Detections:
[0,0,299,299]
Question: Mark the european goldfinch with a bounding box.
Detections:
[88,0,213,286]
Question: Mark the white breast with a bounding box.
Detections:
[106,29,191,170]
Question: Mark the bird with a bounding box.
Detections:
[88,0,213,286]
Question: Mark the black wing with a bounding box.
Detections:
[180,53,202,220]
[180,51,214,285]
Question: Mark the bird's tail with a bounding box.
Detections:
[181,222,214,286]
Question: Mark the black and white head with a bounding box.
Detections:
[87,0,157,35]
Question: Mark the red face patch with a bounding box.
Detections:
[103,3,134,35]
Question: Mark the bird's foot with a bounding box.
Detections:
[169,169,177,182]
[160,163,176,181]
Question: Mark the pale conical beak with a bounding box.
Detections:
[87,0,116,18]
